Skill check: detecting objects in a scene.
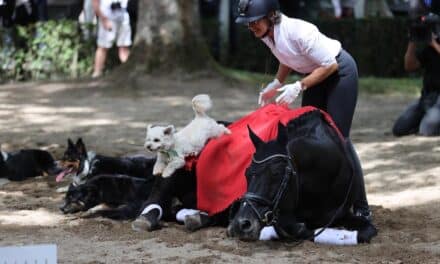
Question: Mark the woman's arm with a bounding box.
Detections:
[275,63,292,84]
[404,42,421,72]
[300,63,339,91]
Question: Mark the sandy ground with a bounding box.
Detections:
[0,76,439,263]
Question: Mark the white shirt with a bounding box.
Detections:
[100,0,129,22]
[262,15,342,74]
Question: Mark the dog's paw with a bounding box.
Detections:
[153,166,164,176]
[162,168,175,178]
[224,127,232,135]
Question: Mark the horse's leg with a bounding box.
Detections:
[334,213,378,243]
[274,214,314,241]
[184,208,230,232]
[132,175,175,231]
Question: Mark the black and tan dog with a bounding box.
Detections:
[59,174,154,220]
[56,138,156,186]
[0,149,60,181]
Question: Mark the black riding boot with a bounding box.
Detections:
[346,139,372,222]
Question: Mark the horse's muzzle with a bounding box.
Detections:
[227,216,261,241]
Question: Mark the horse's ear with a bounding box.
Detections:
[276,122,288,145]
[248,125,263,149]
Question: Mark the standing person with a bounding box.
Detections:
[235,0,372,221]
[91,0,131,78]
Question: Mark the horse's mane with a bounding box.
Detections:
[286,109,346,152]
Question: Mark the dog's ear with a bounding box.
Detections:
[164,125,175,135]
[76,138,87,155]
[146,124,154,132]
[68,138,75,148]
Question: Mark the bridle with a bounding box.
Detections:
[239,152,299,226]
[237,145,355,241]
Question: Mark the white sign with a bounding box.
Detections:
[0,244,57,264]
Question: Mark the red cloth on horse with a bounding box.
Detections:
[194,104,341,215]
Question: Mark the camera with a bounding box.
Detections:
[409,12,440,42]
[110,1,122,11]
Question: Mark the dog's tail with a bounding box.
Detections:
[192,94,212,117]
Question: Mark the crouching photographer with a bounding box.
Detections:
[392,0,440,136]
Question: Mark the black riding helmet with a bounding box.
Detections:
[235,0,280,24]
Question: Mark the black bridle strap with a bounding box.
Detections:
[244,154,295,225]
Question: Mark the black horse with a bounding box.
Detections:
[228,110,377,243]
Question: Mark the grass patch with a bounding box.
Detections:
[359,77,421,95]
[219,67,422,95]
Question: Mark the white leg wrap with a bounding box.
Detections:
[259,226,279,241]
[141,204,163,221]
[175,208,200,223]
[314,228,358,245]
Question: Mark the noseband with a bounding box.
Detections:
[241,153,298,226]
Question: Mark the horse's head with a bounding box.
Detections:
[227,122,297,241]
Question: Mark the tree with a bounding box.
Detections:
[128,0,215,73]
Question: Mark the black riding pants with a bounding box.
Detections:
[302,50,369,213]
[301,49,358,138]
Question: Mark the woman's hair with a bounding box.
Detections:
[268,10,282,25]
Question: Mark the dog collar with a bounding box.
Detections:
[1,151,8,161]
[161,149,179,159]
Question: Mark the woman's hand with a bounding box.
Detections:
[258,79,283,106]
[275,81,303,106]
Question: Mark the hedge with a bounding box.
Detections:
[202,17,411,77]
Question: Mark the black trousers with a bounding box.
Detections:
[301,49,369,213]
[302,49,358,138]
[393,92,440,136]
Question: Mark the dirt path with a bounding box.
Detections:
[0,77,439,263]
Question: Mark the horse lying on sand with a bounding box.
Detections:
[227,111,377,243]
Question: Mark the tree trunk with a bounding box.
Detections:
[129,0,214,73]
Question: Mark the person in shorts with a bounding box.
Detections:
[92,0,131,78]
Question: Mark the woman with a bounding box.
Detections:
[235,0,372,221]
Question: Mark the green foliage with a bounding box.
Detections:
[0,20,95,82]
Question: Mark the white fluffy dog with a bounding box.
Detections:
[144,94,231,178]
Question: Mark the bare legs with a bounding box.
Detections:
[92,46,131,78]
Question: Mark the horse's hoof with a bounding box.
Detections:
[131,215,160,232]
[184,212,210,232]
[357,224,378,243]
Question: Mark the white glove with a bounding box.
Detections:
[258,78,283,106]
[275,81,303,106]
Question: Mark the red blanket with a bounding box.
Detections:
[194,104,341,215]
